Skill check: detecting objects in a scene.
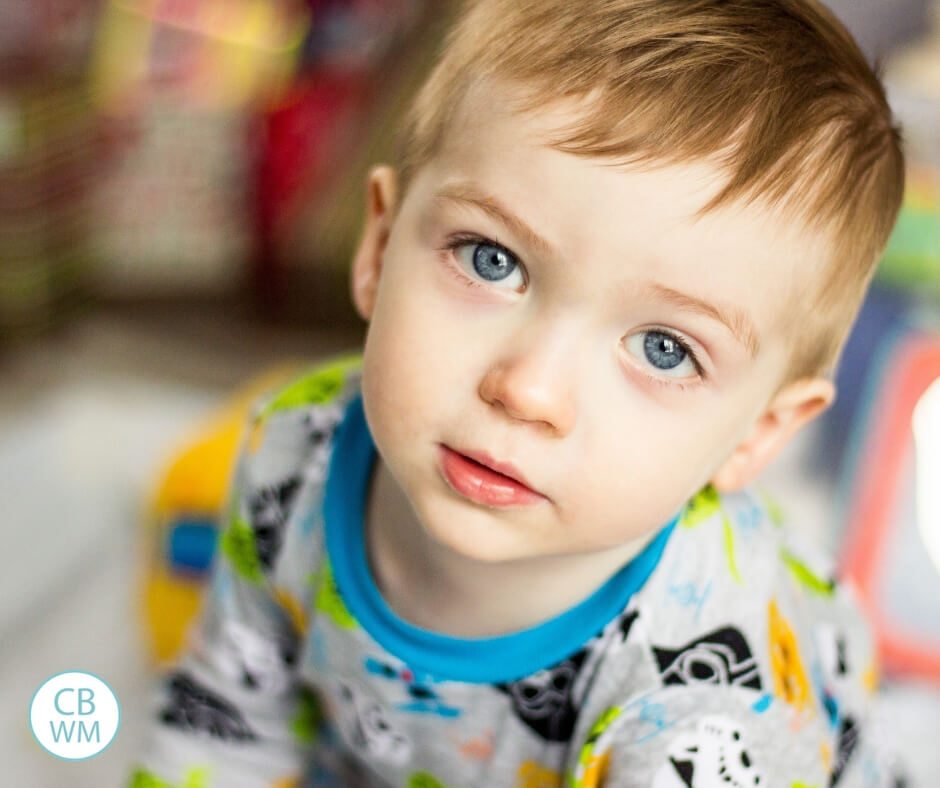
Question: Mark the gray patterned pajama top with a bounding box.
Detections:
[131,356,904,788]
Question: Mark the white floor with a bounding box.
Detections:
[0,376,222,787]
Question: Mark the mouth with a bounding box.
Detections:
[437,445,547,508]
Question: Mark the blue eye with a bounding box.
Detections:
[454,241,525,290]
[625,330,699,379]
[645,331,686,370]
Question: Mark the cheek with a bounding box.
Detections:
[361,326,423,449]
[577,402,734,524]
[360,281,462,448]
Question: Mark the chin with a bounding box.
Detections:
[420,502,539,564]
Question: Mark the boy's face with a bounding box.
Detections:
[352,81,834,562]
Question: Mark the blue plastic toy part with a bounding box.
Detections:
[166,518,219,575]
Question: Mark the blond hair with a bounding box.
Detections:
[394,0,905,381]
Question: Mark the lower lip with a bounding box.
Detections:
[438,446,547,507]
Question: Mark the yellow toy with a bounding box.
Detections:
[141,364,303,665]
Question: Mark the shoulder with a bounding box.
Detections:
[637,484,873,690]
[215,355,363,616]
[611,486,793,717]
[250,353,363,438]
[575,485,883,786]
[639,484,791,626]
[643,483,855,610]
[240,353,363,483]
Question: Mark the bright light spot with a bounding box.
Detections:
[912,377,940,574]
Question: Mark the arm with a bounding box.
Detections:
[129,386,343,788]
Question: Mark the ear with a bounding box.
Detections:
[710,377,835,493]
[350,165,399,321]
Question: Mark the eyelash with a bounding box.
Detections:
[437,232,706,387]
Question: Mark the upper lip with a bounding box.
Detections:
[449,446,541,494]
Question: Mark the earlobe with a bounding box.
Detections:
[710,376,835,492]
[351,165,399,321]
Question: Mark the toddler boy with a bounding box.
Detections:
[132,0,907,785]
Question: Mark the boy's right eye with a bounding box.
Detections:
[447,237,527,292]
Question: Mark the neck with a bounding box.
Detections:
[364,456,647,638]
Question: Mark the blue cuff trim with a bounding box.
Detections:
[324,392,677,684]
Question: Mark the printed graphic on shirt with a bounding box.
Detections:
[768,600,812,713]
[679,486,742,584]
[653,627,762,691]
[407,771,455,788]
[496,649,590,742]
[816,681,840,733]
[592,606,640,657]
[335,678,413,765]
[220,515,265,585]
[571,706,621,788]
[781,548,836,598]
[651,716,762,788]
[129,765,210,788]
[258,356,360,419]
[861,661,879,695]
[722,516,743,585]
[680,486,722,528]
[299,400,347,490]
[159,671,257,742]
[214,618,297,693]
[829,715,860,787]
[756,488,785,527]
[290,685,322,744]
[446,726,494,760]
[365,656,461,718]
[516,760,563,787]
[813,623,850,733]
[302,401,345,448]
[815,623,849,680]
[274,585,308,634]
[247,474,301,570]
[497,608,638,742]
[313,560,358,630]
[308,721,396,787]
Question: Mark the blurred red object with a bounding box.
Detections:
[251,0,438,316]
[254,68,373,307]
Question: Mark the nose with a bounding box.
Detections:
[477,326,577,436]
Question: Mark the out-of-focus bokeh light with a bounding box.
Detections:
[913,376,940,574]
[0,0,437,336]
[90,0,310,112]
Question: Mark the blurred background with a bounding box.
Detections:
[1,0,939,785]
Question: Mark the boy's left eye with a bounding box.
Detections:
[453,241,526,291]
[626,330,700,379]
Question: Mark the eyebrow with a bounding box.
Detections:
[432,181,557,261]
[433,181,760,357]
[639,282,761,357]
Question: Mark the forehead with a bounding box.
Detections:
[416,79,831,341]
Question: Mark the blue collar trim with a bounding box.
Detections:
[324,392,677,684]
